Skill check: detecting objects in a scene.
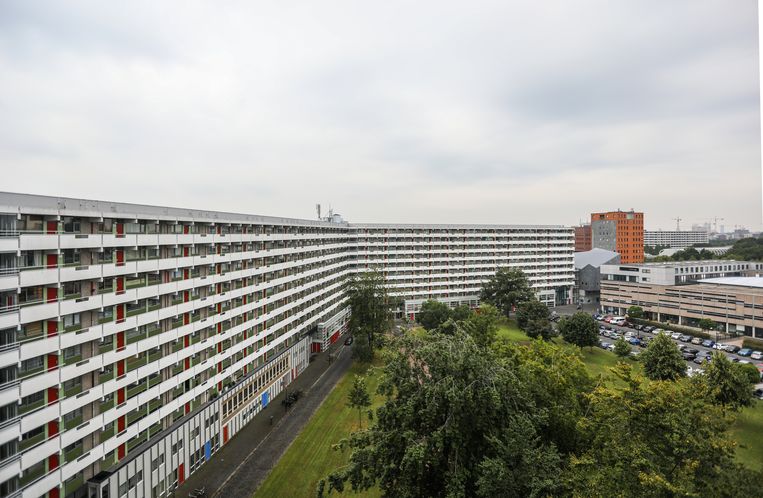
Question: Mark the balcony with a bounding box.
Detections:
[64,473,84,496]
[64,444,83,463]
[64,414,83,431]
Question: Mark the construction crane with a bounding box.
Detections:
[696,217,725,233]
[673,217,682,231]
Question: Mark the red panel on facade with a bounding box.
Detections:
[117,360,125,377]
[47,386,58,403]
[223,426,229,444]
[184,313,189,325]
[47,320,58,337]
[116,249,124,265]
[118,388,125,405]
[46,287,57,303]
[48,420,58,436]
[117,331,125,349]
[118,443,126,459]
[185,358,190,370]
[179,463,185,484]
[46,221,57,234]
[116,304,124,322]
[183,225,189,234]
[46,253,57,269]
[49,452,59,470]
[47,354,58,371]
[116,223,124,236]
[118,415,125,432]
[329,331,340,344]
[116,277,124,293]
[49,487,60,498]
[185,402,191,414]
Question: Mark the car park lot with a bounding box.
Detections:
[594,316,763,376]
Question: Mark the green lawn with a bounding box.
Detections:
[731,401,763,469]
[255,360,384,498]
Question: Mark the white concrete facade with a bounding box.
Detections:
[0,193,574,498]
[644,230,709,248]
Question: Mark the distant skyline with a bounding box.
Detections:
[0,0,760,230]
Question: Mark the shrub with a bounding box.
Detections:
[742,337,763,350]
[628,317,712,340]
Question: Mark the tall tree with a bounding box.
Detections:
[479,268,534,318]
[324,332,568,497]
[697,352,753,411]
[417,300,452,331]
[558,312,598,350]
[347,376,372,428]
[639,332,686,381]
[450,304,473,322]
[516,299,554,340]
[697,318,716,334]
[346,271,392,362]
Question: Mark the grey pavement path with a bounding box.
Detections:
[174,341,353,498]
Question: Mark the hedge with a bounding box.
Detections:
[742,337,763,350]
[627,317,712,340]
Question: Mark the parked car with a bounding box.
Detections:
[753,388,763,400]
[739,348,753,357]
[702,340,715,348]
[599,341,612,350]
[670,332,682,340]
[344,336,353,345]
[693,356,706,365]
[713,343,726,350]
[751,351,763,360]
[677,344,687,351]
[682,352,697,361]
[679,335,692,342]
[628,337,641,346]
[685,348,700,355]
[643,326,655,333]
[691,337,704,345]
[624,331,636,339]
[607,344,617,352]
[594,314,603,321]
[610,332,621,340]
[635,324,644,331]
[726,345,741,354]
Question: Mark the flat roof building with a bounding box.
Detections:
[0,192,574,498]
[644,230,709,248]
[600,260,763,336]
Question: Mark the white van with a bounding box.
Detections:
[611,317,626,326]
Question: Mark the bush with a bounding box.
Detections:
[742,337,763,350]
[628,317,712,340]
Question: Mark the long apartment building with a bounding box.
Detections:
[644,230,709,248]
[0,193,573,498]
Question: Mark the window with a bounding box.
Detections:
[63,313,81,329]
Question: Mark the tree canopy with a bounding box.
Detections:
[479,268,534,318]
[639,332,686,381]
[516,299,554,341]
[613,337,631,359]
[627,305,644,319]
[417,300,452,331]
[346,271,393,362]
[558,312,598,349]
[697,352,754,411]
[347,376,372,428]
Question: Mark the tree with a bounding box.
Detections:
[626,305,644,320]
[697,318,716,334]
[558,312,598,350]
[346,271,393,362]
[516,299,554,340]
[347,376,372,428]
[738,361,762,385]
[639,332,686,381]
[479,268,534,318]
[450,304,473,322]
[566,364,758,497]
[613,337,631,359]
[324,332,569,497]
[462,304,500,347]
[697,352,754,411]
[417,300,452,331]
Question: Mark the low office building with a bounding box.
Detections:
[574,248,620,305]
[600,261,763,336]
[0,193,574,498]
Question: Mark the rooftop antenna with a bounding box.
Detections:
[316,204,321,220]
[673,217,682,231]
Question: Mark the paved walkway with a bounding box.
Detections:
[174,341,353,498]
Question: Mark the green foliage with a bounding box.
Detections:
[644,244,669,256]
[639,333,686,381]
[725,237,763,261]
[479,267,534,318]
[697,318,716,332]
[567,364,756,497]
[347,272,392,362]
[738,362,761,385]
[516,299,554,341]
[613,337,631,359]
[626,305,643,319]
[450,304,472,322]
[558,312,598,349]
[417,300,452,331]
[628,317,713,340]
[460,304,500,348]
[742,337,763,350]
[696,353,754,411]
[347,376,372,428]
[325,332,574,497]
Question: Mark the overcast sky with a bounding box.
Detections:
[0,1,759,230]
